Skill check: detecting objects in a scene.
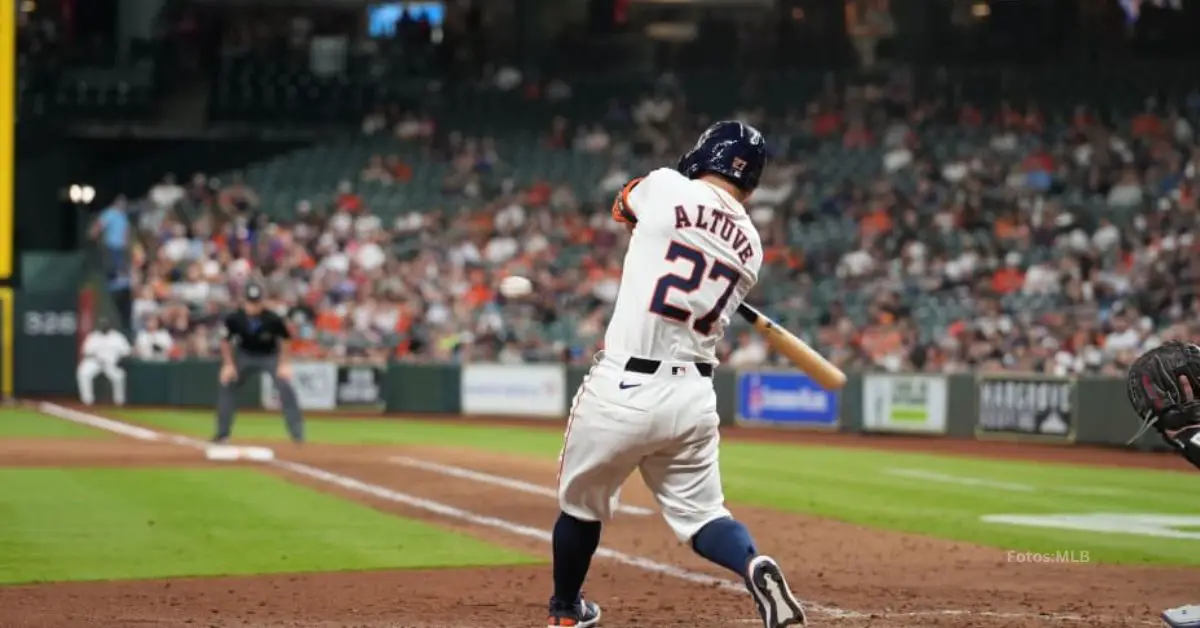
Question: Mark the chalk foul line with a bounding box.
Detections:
[388,455,655,517]
[32,403,1131,625]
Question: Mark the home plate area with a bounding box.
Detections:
[0,433,1191,627]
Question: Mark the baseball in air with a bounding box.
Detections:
[499,275,534,298]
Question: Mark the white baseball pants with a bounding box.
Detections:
[557,351,731,542]
[76,357,125,406]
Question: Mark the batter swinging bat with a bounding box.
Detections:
[736,304,847,390]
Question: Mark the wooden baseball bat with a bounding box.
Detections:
[736,304,847,390]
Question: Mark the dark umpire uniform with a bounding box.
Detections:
[212,283,305,443]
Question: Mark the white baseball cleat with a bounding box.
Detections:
[1163,605,1200,627]
[747,555,807,628]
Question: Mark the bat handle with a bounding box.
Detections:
[736,303,761,324]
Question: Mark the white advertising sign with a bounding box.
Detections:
[261,362,338,411]
[461,364,566,418]
[862,374,948,434]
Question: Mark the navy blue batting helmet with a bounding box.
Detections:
[677,121,768,192]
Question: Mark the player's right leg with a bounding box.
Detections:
[549,355,658,627]
[76,358,100,406]
[641,416,807,628]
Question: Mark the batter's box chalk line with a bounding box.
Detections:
[388,455,655,516]
[32,402,1149,626]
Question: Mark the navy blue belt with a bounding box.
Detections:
[624,357,714,378]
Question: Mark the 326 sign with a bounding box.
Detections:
[23,311,78,336]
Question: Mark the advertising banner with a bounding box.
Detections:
[737,371,839,428]
[461,363,566,417]
[261,362,337,411]
[976,374,1076,441]
[336,365,385,410]
[862,374,948,434]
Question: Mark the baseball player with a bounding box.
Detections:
[1126,341,1200,628]
[547,121,807,628]
[211,283,305,443]
[76,318,131,406]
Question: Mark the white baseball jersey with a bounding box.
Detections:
[81,330,132,366]
[135,328,174,360]
[604,167,763,363]
[557,168,763,544]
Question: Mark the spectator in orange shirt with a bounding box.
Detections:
[527,181,552,207]
[991,253,1025,295]
[386,155,413,182]
[335,180,364,213]
[1131,103,1164,139]
[811,103,842,138]
[859,207,892,239]
[315,308,343,334]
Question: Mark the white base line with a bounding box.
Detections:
[31,403,1127,625]
[389,455,655,517]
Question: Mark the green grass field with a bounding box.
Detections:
[0,467,538,584]
[0,407,112,439]
[106,409,1200,566]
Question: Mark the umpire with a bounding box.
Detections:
[212,283,305,443]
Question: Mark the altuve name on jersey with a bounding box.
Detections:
[673,204,756,265]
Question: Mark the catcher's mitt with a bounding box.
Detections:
[1127,341,1200,469]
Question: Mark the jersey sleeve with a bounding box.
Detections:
[220,315,235,341]
[612,168,679,228]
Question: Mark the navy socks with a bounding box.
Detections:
[551,511,602,608]
[551,514,757,607]
[691,517,758,578]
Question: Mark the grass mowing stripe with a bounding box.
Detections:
[114,409,563,455]
[0,468,538,584]
[0,408,112,439]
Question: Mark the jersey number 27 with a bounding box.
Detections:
[649,241,740,335]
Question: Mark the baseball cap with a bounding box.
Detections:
[245,283,265,302]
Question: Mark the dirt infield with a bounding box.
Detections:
[1,412,1193,627]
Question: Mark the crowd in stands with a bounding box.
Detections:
[112,68,1200,376]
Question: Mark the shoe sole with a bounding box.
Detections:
[748,556,807,628]
[547,602,601,628]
